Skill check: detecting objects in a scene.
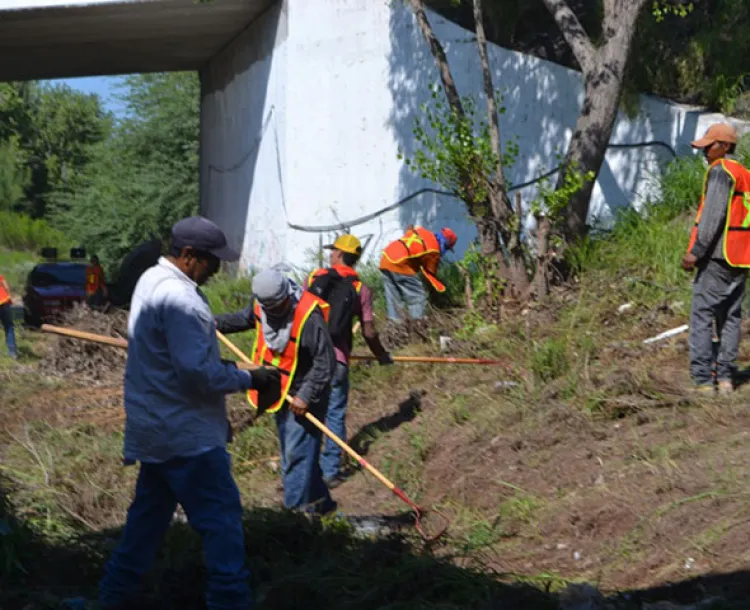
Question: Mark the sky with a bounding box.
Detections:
[46,76,127,117]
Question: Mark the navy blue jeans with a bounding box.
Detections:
[320,363,349,481]
[99,447,252,609]
[0,303,17,357]
[275,401,335,515]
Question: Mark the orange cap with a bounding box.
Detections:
[441,227,458,250]
[691,123,738,149]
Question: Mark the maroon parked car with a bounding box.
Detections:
[23,262,88,326]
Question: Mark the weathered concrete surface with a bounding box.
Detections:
[0,0,275,80]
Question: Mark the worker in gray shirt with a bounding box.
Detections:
[216,269,337,515]
[682,123,750,394]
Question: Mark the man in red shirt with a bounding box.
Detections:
[0,273,18,359]
[307,235,393,488]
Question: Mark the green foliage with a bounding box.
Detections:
[0,82,111,218]
[54,73,199,272]
[203,271,254,315]
[399,85,515,207]
[428,0,748,113]
[0,211,73,253]
[0,249,37,291]
[0,137,29,211]
[531,163,595,220]
[651,1,693,23]
[530,338,569,383]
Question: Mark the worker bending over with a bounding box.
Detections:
[379,225,457,321]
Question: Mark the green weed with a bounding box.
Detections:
[531,338,570,383]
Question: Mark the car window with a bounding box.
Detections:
[30,266,87,287]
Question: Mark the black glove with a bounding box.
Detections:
[378,352,394,366]
[251,366,282,392]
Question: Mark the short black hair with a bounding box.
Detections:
[170,243,215,261]
[341,252,360,267]
[728,143,737,154]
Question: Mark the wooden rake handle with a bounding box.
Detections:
[215,331,403,496]
[41,323,437,531]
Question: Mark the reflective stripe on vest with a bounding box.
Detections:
[382,227,440,265]
[246,292,330,413]
[688,158,750,268]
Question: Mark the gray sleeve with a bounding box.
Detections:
[690,165,734,260]
[295,310,336,405]
[215,302,255,334]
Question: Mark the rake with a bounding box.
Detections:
[40,323,450,541]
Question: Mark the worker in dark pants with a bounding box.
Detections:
[216,269,337,515]
[682,123,750,395]
[98,217,279,609]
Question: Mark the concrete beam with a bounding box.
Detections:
[0,0,275,81]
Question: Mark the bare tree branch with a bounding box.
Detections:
[408,0,464,115]
[472,0,505,191]
[540,0,595,73]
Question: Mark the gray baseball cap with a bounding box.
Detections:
[171,216,239,262]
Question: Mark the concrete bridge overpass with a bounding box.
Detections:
[0,0,739,272]
[0,0,273,80]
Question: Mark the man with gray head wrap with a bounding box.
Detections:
[216,269,337,514]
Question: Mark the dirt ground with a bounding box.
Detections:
[3,304,750,608]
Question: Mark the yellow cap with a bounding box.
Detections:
[324,234,362,256]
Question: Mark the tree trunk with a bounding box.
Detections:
[408,0,464,116]
[541,0,648,241]
[472,0,506,193]
[533,214,552,299]
[560,68,624,240]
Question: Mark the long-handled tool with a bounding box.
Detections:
[215,331,449,541]
[350,354,511,366]
[40,324,257,370]
[40,324,449,541]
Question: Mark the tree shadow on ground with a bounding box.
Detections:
[3,501,556,610]
[348,390,425,457]
[4,484,750,609]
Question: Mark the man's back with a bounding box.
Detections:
[124,257,236,463]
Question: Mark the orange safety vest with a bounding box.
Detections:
[688,158,750,267]
[246,291,330,413]
[85,264,104,295]
[0,274,10,306]
[380,227,446,292]
[306,264,362,292]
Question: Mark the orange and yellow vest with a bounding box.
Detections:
[246,291,330,413]
[379,227,446,292]
[0,274,10,306]
[688,158,750,267]
[85,264,105,295]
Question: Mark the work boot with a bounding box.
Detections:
[718,379,734,396]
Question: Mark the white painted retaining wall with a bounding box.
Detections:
[200,0,748,274]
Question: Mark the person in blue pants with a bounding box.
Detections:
[0,273,17,359]
[306,235,393,488]
[98,217,279,610]
[216,269,337,515]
